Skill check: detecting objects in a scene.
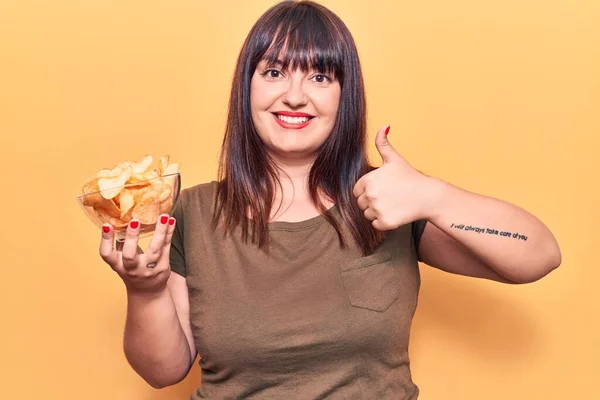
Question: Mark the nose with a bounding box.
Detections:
[282,75,308,108]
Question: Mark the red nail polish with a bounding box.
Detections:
[168,218,175,226]
[385,126,391,136]
[130,220,139,229]
[160,215,168,224]
[103,226,110,233]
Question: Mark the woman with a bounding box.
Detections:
[99,1,562,398]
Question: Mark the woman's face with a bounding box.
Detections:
[250,59,341,160]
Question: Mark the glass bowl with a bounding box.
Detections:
[76,172,181,241]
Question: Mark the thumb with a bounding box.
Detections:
[375,125,398,164]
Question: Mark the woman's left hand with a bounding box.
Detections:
[353,125,439,231]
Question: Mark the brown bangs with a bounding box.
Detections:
[250,3,345,80]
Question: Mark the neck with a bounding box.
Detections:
[269,154,332,216]
[244,155,333,222]
[271,157,313,200]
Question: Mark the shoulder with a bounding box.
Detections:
[171,180,219,226]
[177,180,219,209]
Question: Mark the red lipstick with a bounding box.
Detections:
[272,111,314,130]
[274,111,314,117]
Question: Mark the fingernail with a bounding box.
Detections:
[385,126,391,136]
[103,225,110,234]
[160,215,169,224]
[130,220,139,229]
[168,218,175,226]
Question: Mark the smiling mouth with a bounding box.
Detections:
[273,113,314,124]
[272,112,315,129]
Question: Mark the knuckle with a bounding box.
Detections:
[122,264,137,274]
[122,254,136,264]
[99,249,110,261]
[124,269,138,279]
[147,247,161,258]
[125,230,139,241]
[155,268,169,279]
[143,268,158,278]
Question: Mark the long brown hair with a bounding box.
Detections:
[213,0,384,255]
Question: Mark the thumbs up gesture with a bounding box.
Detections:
[352,126,438,231]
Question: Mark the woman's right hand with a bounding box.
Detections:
[99,214,176,295]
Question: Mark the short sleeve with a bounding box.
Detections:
[411,219,428,262]
[169,191,187,277]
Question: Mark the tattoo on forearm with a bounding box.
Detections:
[450,223,528,241]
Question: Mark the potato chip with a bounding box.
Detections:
[131,184,155,202]
[103,199,122,218]
[131,155,153,174]
[161,162,180,189]
[160,197,173,214]
[157,184,171,202]
[131,190,161,224]
[79,154,180,232]
[95,207,129,228]
[129,170,159,183]
[163,162,180,176]
[82,191,121,218]
[120,208,133,223]
[118,189,135,218]
[158,155,169,176]
[98,166,132,199]
[91,167,123,181]
[81,190,102,207]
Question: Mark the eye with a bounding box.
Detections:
[262,68,283,79]
[311,74,332,84]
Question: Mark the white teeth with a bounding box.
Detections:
[276,115,310,124]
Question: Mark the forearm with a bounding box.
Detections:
[123,288,192,388]
[427,178,562,283]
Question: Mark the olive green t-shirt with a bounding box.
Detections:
[170,181,427,399]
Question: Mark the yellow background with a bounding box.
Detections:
[1,0,598,398]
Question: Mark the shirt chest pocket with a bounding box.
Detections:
[340,251,400,312]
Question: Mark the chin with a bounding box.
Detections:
[273,147,313,158]
[269,142,318,159]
